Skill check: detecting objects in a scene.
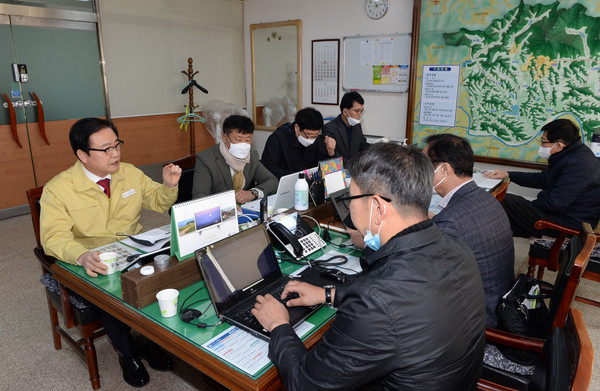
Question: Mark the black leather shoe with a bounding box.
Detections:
[119,355,149,388]
[136,336,174,372]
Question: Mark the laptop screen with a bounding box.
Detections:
[197,224,282,314]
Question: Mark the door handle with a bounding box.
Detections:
[32,92,49,145]
[2,93,22,149]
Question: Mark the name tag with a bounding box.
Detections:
[122,189,136,199]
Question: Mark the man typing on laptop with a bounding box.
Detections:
[251,143,486,390]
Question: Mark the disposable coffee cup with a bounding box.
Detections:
[156,288,179,318]
[99,252,117,275]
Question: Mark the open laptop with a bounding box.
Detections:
[195,223,321,341]
[243,168,318,213]
[330,188,356,231]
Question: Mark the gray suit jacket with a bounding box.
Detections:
[192,144,278,199]
[322,115,369,162]
[432,181,515,327]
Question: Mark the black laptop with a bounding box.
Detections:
[330,188,356,230]
[195,223,321,341]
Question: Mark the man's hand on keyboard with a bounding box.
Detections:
[252,294,289,332]
[282,281,328,307]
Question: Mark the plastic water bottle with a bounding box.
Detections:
[294,173,309,211]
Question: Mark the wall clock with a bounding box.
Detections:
[365,0,390,20]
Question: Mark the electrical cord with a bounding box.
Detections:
[178,286,221,328]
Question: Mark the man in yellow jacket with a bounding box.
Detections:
[40,117,181,388]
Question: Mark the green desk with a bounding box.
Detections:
[51,230,355,390]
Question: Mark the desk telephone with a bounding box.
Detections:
[267,213,326,259]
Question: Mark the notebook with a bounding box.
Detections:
[243,168,318,213]
[319,157,346,198]
[195,224,321,341]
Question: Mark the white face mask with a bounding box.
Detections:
[228,141,251,159]
[347,116,361,126]
[298,135,316,147]
[432,164,447,192]
[538,144,555,160]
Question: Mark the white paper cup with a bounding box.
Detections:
[156,288,179,318]
[99,252,117,275]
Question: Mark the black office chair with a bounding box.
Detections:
[164,155,196,207]
[27,187,105,390]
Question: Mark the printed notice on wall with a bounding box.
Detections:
[419,65,460,127]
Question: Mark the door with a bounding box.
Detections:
[0,6,107,210]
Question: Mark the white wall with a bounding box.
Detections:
[99,0,245,118]
[244,0,414,152]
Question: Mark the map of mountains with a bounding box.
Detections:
[442,1,600,146]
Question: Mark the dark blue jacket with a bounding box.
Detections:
[433,181,514,327]
[509,140,600,229]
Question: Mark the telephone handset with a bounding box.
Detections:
[267,213,326,259]
[268,221,304,257]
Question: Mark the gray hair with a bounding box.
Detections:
[348,143,433,218]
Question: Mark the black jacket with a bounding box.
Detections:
[269,221,486,390]
[322,115,369,163]
[261,122,330,179]
[508,140,600,229]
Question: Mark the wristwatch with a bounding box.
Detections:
[251,189,259,199]
[323,285,335,307]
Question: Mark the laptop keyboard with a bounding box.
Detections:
[231,284,300,329]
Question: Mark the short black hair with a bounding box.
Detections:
[223,115,254,136]
[424,134,474,177]
[349,143,432,218]
[295,107,323,131]
[340,91,364,113]
[542,119,581,146]
[69,118,118,156]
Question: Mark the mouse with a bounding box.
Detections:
[320,269,347,284]
[180,308,203,323]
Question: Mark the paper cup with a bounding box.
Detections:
[156,288,179,318]
[99,252,117,275]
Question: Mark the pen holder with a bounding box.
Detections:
[309,179,325,206]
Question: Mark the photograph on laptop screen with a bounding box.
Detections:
[319,157,346,198]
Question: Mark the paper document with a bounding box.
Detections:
[202,322,314,376]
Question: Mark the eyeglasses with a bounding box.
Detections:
[540,138,553,145]
[349,108,365,115]
[338,193,391,208]
[301,130,321,140]
[89,139,124,155]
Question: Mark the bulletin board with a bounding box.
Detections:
[342,34,411,93]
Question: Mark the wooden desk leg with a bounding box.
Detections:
[82,328,101,390]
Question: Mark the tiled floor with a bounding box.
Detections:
[0,211,598,390]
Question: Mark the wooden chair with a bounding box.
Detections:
[27,187,105,390]
[527,219,600,308]
[489,178,510,204]
[164,155,196,206]
[484,223,596,374]
[477,308,593,391]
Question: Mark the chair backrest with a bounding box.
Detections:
[490,178,510,204]
[164,155,196,205]
[547,223,595,332]
[527,324,569,391]
[26,186,44,248]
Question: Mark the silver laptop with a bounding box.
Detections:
[243,167,318,213]
[195,224,321,340]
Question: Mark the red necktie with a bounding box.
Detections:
[97,178,111,197]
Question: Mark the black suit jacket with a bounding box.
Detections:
[322,114,369,162]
